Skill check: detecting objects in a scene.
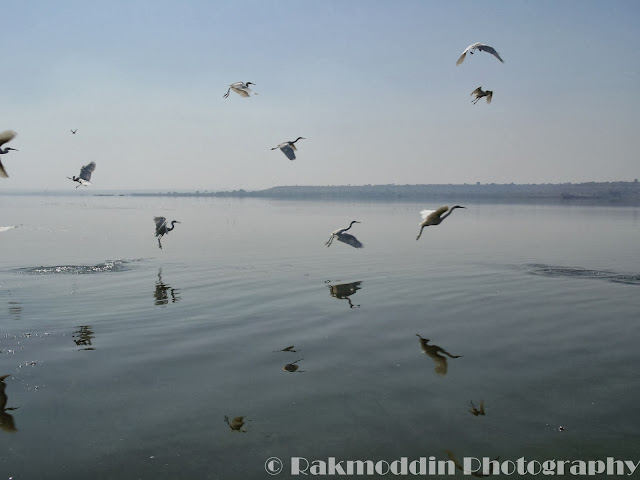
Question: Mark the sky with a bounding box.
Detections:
[2,0,640,191]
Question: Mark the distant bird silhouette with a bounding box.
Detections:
[0,130,18,178]
[67,162,96,188]
[70,129,78,134]
[154,216,181,249]
[471,86,493,104]
[224,415,247,432]
[271,137,305,161]
[469,400,486,416]
[457,42,504,65]
[325,221,364,248]
[223,81,256,98]
[416,205,465,240]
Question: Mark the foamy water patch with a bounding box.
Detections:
[13,259,138,275]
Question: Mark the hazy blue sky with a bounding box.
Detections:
[2,0,639,191]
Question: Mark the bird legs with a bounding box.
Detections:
[416,225,427,241]
[157,238,163,250]
[325,235,335,247]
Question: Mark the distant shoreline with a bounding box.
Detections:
[129,181,640,205]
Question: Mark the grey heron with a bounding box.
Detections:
[0,130,18,178]
[67,161,96,188]
[471,86,493,104]
[271,137,305,161]
[416,205,465,240]
[71,129,77,134]
[223,81,256,98]
[457,42,504,65]
[325,220,364,248]
[154,216,181,249]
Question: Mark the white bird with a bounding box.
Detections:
[471,86,493,104]
[154,216,181,250]
[0,226,18,233]
[416,206,465,240]
[271,137,305,161]
[456,43,504,65]
[0,130,18,179]
[67,162,96,188]
[325,221,364,248]
[223,81,256,98]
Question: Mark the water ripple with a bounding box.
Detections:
[527,264,640,285]
[14,259,134,275]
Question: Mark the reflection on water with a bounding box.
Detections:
[224,415,247,432]
[273,345,299,353]
[469,400,485,416]
[73,325,95,351]
[326,280,362,308]
[446,450,498,478]
[416,334,463,376]
[8,301,22,320]
[282,358,305,373]
[527,264,640,285]
[14,260,132,275]
[154,268,181,306]
[0,375,18,433]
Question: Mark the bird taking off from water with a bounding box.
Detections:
[471,86,493,104]
[67,162,96,188]
[271,137,305,161]
[0,130,18,179]
[71,129,77,134]
[326,221,364,248]
[456,43,504,65]
[154,217,181,250]
[416,206,465,240]
[223,81,256,98]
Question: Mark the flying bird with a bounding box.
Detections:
[0,130,18,178]
[70,129,77,134]
[223,81,256,98]
[67,162,96,188]
[325,221,364,248]
[456,42,504,65]
[154,216,181,249]
[416,205,465,240]
[271,137,305,161]
[471,86,493,104]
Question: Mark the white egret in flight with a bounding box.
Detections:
[271,137,305,161]
[416,206,465,240]
[0,130,18,178]
[471,86,493,104]
[67,162,96,188]
[325,221,364,248]
[223,81,256,98]
[154,216,181,249]
[457,43,504,65]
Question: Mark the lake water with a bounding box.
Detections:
[1,195,639,479]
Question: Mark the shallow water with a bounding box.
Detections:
[1,195,639,478]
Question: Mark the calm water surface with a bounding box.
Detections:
[1,195,639,479]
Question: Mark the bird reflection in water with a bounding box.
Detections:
[73,325,95,351]
[8,301,22,320]
[273,345,299,353]
[154,268,181,306]
[469,400,486,416]
[416,334,463,376]
[224,415,247,432]
[282,358,305,373]
[0,374,18,433]
[326,280,362,309]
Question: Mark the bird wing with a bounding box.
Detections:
[337,233,364,249]
[154,216,167,234]
[0,160,7,178]
[279,144,297,160]
[0,225,17,232]
[233,87,251,97]
[421,206,449,224]
[486,91,493,104]
[471,87,483,97]
[0,130,17,148]
[456,43,477,65]
[477,44,504,63]
[79,162,96,181]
